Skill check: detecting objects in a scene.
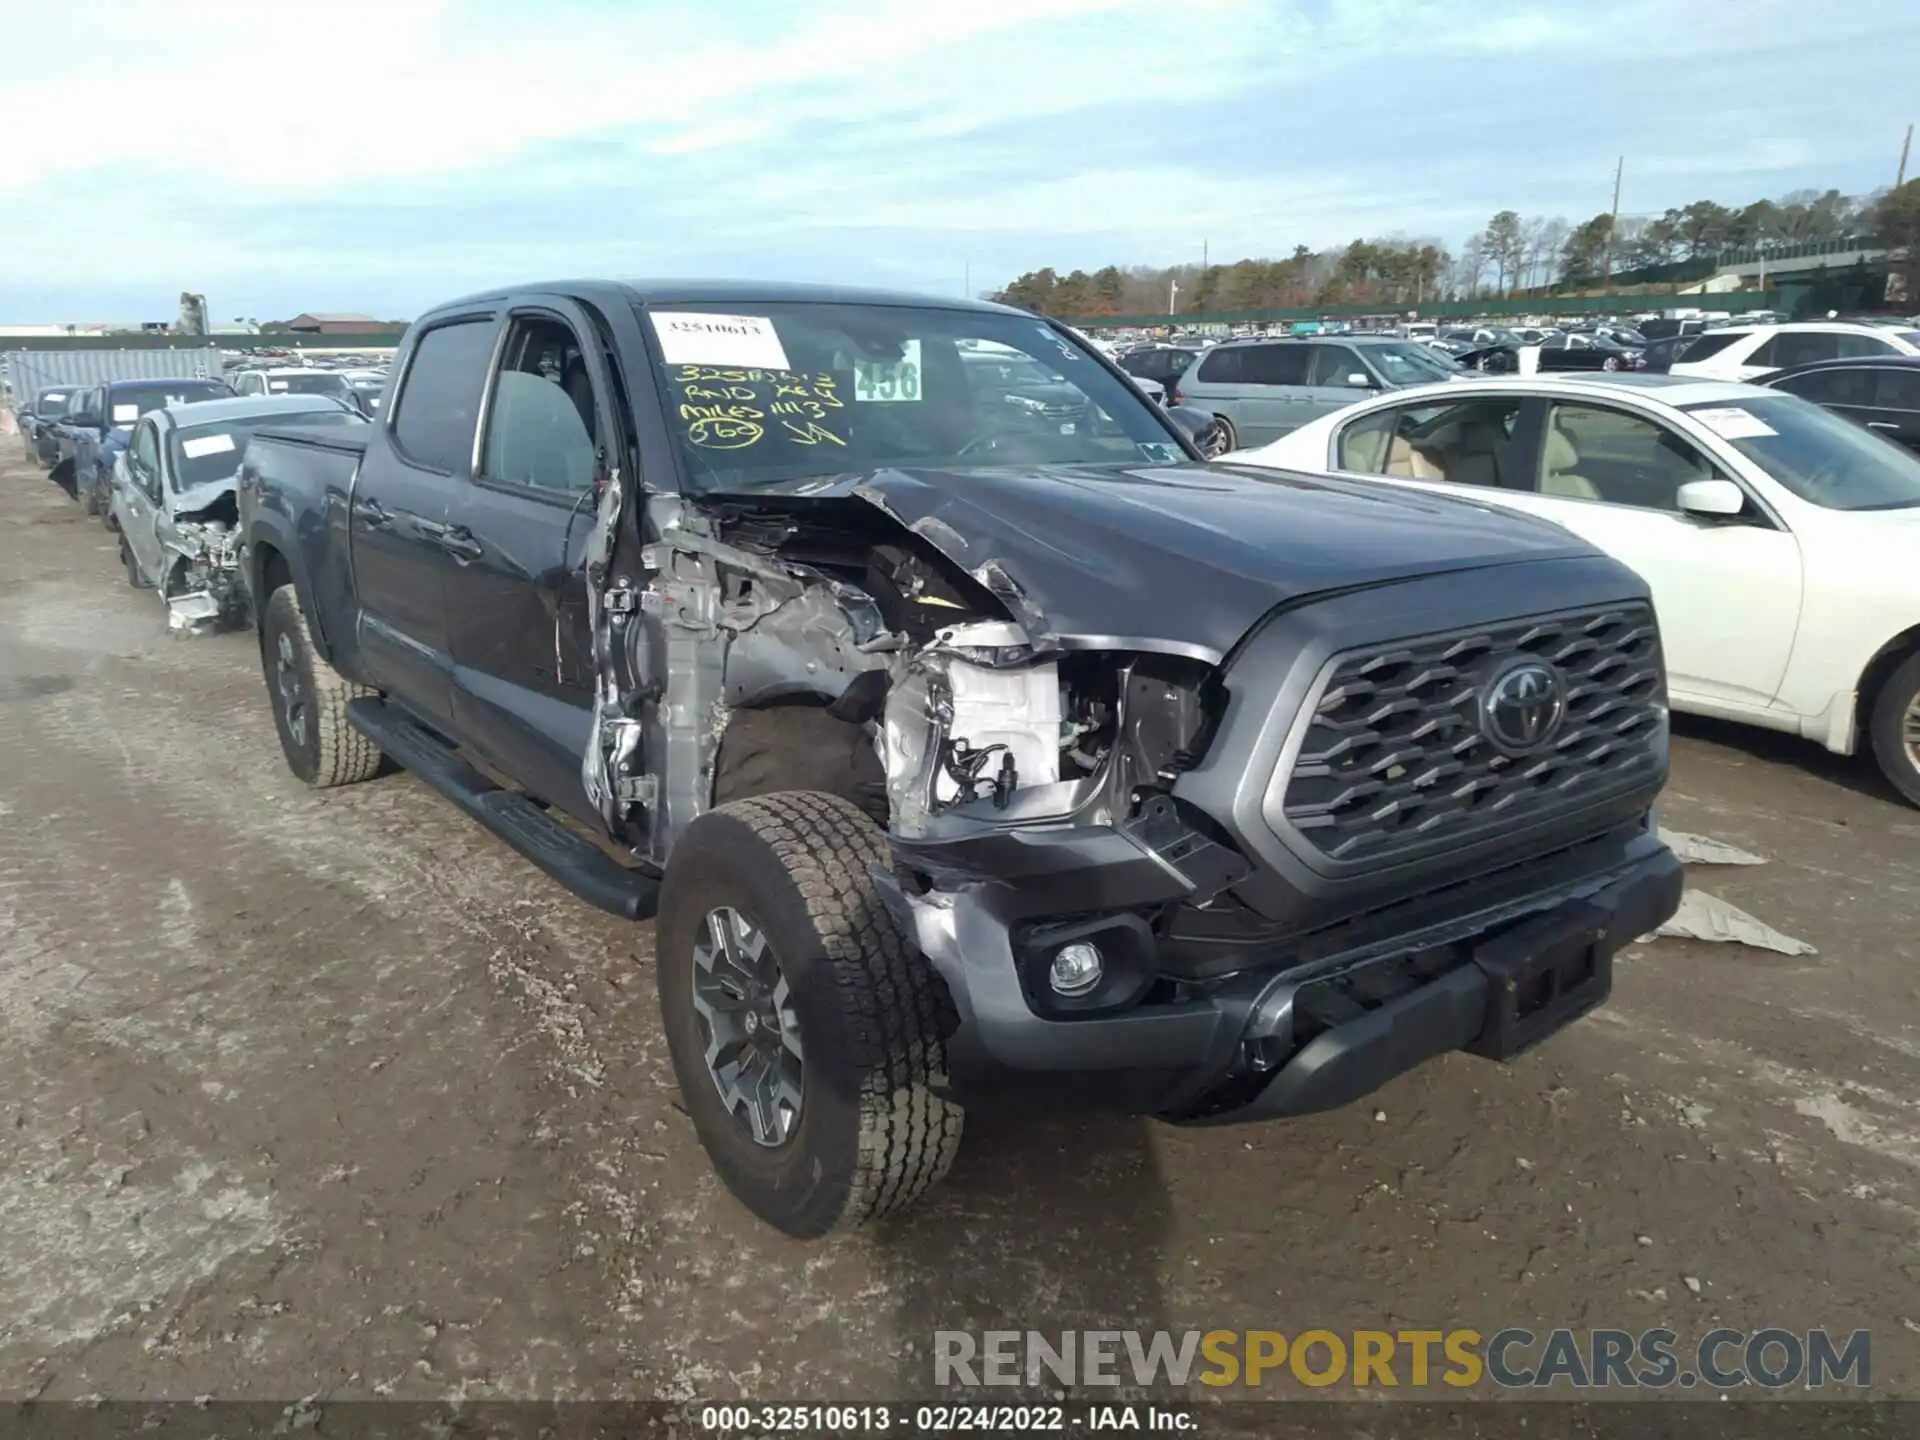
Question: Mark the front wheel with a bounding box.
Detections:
[1868,652,1920,807]
[119,534,149,588]
[1206,414,1238,456]
[260,585,383,788]
[80,477,102,516]
[656,792,964,1237]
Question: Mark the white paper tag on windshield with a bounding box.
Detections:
[1690,406,1776,440]
[181,433,237,459]
[854,340,922,402]
[651,313,791,371]
[111,404,140,423]
[268,381,289,391]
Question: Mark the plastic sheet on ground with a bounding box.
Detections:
[1657,827,1768,866]
[1647,890,1818,956]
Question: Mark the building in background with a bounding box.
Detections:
[277,312,407,336]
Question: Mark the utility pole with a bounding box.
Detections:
[1169,279,1180,314]
[1202,238,1209,271]
[1899,123,1913,188]
[1604,155,1624,284]
[964,260,971,299]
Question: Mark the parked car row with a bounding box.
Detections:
[15,373,366,630]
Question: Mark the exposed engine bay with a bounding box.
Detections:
[580,490,1220,869]
[162,494,248,633]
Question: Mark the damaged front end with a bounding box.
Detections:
[162,488,248,633]
[579,472,1677,1127]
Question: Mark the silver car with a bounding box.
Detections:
[109,394,365,630]
[1174,336,1463,451]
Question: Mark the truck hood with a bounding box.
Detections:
[722,461,1598,663]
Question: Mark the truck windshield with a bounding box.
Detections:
[266,373,350,395]
[642,302,1187,492]
[109,382,232,425]
[168,410,363,492]
[37,391,74,417]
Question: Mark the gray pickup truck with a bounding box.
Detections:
[237,280,1681,1238]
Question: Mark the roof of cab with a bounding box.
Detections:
[144,394,351,429]
[424,278,1030,320]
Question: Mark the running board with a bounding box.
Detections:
[346,698,659,921]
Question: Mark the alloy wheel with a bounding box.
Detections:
[1905,690,1920,774]
[275,630,309,749]
[690,906,804,1147]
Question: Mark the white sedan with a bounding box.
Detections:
[1230,374,1920,804]
[1669,321,1920,381]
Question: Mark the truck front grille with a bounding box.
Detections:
[1279,605,1664,865]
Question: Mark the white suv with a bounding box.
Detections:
[1670,322,1920,381]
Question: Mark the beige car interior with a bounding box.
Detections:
[1540,421,1600,500]
[1379,406,1518,487]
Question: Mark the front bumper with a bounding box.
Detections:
[877,822,1681,1123]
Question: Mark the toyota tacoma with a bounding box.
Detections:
[236,281,1682,1238]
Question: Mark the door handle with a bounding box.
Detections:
[439,527,484,563]
[1867,421,1897,430]
[351,497,391,528]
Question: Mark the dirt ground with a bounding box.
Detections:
[1,438,1917,1405]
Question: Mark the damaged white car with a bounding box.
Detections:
[110,395,365,630]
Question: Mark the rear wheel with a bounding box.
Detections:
[261,585,383,788]
[655,792,963,1237]
[1868,652,1920,807]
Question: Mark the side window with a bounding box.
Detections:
[1239,344,1309,386]
[1307,346,1365,387]
[1837,333,1897,358]
[391,319,498,474]
[1671,331,1739,362]
[1873,369,1920,412]
[1775,367,1873,407]
[1336,398,1522,487]
[478,315,600,497]
[131,422,160,475]
[1753,332,1840,369]
[1193,346,1245,384]
[1540,403,1715,511]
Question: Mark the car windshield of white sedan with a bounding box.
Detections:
[1367,343,1461,383]
[168,411,364,492]
[1684,396,1920,511]
[644,303,1184,491]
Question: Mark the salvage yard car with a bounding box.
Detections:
[110,394,365,630]
[1237,373,1920,804]
[19,385,77,466]
[1175,334,1461,451]
[56,376,235,518]
[236,280,1681,1238]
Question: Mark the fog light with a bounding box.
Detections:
[1048,942,1104,996]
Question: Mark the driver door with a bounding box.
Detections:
[120,421,169,582]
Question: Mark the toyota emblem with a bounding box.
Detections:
[1480,659,1567,755]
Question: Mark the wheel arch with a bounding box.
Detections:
[1856,623,1920,744]
[246,519,335,665]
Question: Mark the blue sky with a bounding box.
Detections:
[1,0,1915,323]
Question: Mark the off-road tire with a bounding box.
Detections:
[1868,652,1920,807]
[262,584,382,788]
[656,792,963,1237]
[712,704,888,824]
[119,534,149,588]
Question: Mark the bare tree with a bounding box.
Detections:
[1451,237,1489,300]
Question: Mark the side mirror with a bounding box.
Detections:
[1345,372,1374,388]
[1167,404,1223,452]
[1677,478,1745,518]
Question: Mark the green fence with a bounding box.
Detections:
[2,332,405,352]
[1061,291,1787,330]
